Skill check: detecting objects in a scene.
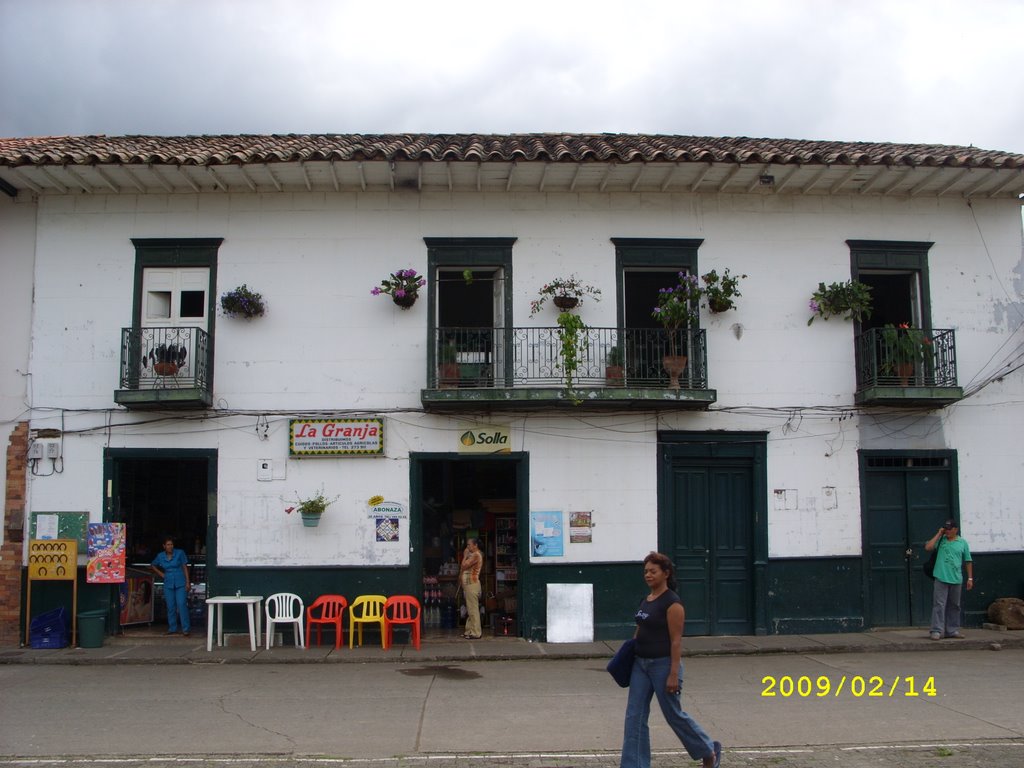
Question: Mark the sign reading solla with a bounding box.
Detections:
[457,424,511,453]
[289,418,384,457]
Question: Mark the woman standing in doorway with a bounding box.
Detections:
[620,552,721,768]
[459,537,483,639]
[151,537,191,636]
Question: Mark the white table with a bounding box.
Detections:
[206,595,263,652]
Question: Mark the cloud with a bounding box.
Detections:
[1,0,1021,152]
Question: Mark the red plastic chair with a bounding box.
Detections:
[305,595,348,649]
[384,595,422,650]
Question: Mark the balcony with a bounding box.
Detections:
[114,326,213,409]
[421,326,716,411]
[855,327,963,406]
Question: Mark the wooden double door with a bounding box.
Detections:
[660,434,763,636]
[862,452,958,627]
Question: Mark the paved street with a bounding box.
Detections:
[1,648,1022,766]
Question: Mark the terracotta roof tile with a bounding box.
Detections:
[1,133,1021,170]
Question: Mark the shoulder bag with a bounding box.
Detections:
[923,539,940,580]
[606,638,636,687]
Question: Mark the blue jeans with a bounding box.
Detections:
[164,582,190,633]
[620,655,715,768]
[931,580,962,637]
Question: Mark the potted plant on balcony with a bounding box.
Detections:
[372,268,426,309]
[701,268,747,313]
[880,323,932,384]
[148,343,187,376]
[532,276,602,402]
[652,272,701,389]
[605,345,625,387]
[220,284,265,320]
[285,487,339,528]
[438,340,460,389]
[807,279,873,325]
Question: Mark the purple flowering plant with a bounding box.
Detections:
[220,284,265,319]
[652,272,702,330]
[371,268,426,300]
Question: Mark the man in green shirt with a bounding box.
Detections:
[925,518,974,640]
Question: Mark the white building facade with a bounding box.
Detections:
[1,134,1022,641]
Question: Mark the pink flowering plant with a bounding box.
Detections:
[371,269,426,301]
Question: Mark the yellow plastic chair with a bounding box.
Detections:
[348,594,387,649]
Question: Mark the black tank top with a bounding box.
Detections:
[634,590,681,658]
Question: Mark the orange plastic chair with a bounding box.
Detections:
[348,595,387,649]
[305,594,348,649]
[384,595,422,650]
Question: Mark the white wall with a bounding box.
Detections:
[23,189,1024,564]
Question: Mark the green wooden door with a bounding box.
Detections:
[665,460,754,635]
[863,454,956,627]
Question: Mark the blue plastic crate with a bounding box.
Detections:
[29,607,69,649]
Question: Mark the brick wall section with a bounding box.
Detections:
[0,422,28,644]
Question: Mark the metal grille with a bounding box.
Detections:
[120,326,211,391]
[432,326,708,390]
[855,327,958,389]
[865,456,950,468]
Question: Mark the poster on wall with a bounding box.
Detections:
[569,511,593,543]
[87,523,126,583]
[119,567,155,625]
[530,510,564,557]
[289,418,384,457]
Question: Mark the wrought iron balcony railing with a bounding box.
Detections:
[430,326,708,390]
[116,326,212,408]
[855,327,958,390]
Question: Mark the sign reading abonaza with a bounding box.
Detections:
[289,418,384,457]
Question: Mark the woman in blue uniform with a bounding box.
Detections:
[151,537,191,636]
[620,551,721,768]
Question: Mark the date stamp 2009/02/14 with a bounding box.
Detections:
[761,675,937,698]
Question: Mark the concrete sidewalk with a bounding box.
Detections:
[3,625,1021,664]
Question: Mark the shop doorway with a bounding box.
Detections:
[104,449,215,632]
[412,454,523,638]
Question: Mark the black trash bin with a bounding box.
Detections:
[77,609,107,648]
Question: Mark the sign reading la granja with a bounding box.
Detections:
[289,418,384,457]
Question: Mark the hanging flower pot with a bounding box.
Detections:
[285,487,338,529]
[553,295,580,310]
[372,269,425,310]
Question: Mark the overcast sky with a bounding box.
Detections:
[2,0,1022,153]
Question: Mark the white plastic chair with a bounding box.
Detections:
[265,592,305,649]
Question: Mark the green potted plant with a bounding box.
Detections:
[808,280,873,325]
[652,272,701,389]
[285,487,339,528]
[701,268,746,313]
[530,275,602,314]
[372,268,426,309]
[605,345,625,387]
[220,284,265,319]
[438,340,460,389]
[532,276,602,402]
[880,323,932,384]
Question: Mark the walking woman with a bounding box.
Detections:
[620,552,721,768]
